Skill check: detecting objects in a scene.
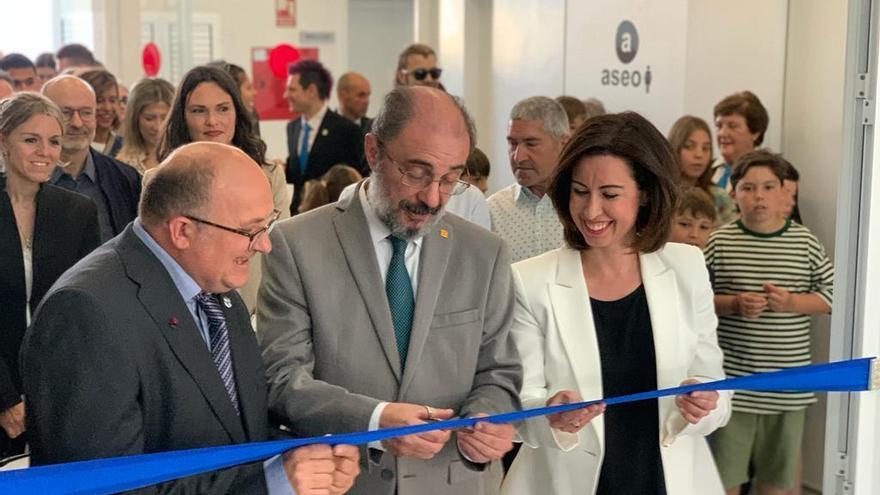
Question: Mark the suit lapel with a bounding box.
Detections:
[399,219,452,396]
[90,150,120,234]
[117,228,246,443]
[333,184,402,382]
[308,112,331,163]
[640,251,682,389]
[548,248,605,451]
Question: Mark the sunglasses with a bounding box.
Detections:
[402,67,442,81]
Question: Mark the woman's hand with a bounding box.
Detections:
[545,390,605,434]
[675,379,719,424]
[0,402,25,438]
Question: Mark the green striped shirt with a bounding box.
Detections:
[705,220,834,414]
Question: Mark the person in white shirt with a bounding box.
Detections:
[488,96,569,262]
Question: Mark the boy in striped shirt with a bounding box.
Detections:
[704,150,833,495]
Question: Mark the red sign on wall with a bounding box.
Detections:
[141,43,161,77]
[276,0,296,27]
[251,44,319,121]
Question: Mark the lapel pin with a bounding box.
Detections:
[321,128,329,137]
[168,316,178,328]
[440,229,449,239]
[222,296,232,308]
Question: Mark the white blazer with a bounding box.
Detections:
[500,244,731,495]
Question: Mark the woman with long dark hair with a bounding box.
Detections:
[156,65,289,314]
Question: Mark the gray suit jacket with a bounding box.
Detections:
[257,181,522,495]
[22,225,271,494]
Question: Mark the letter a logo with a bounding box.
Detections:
[615,21,639,64]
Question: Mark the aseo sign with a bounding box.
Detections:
[601,20,652,94]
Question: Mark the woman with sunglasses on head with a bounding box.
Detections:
[0,93,100,459]
[116,78,174,175]
[78,69,124,157]
[156,65,290,315]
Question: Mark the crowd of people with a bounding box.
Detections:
[0,41,833,495]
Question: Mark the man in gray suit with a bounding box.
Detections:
[258,86,522,495]
[23,142,359,494]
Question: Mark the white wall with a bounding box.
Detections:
[484,0,788,195]
[565,0,689,136]
[348,0,414,119]
[0,0,56,60]
[489,0,566,193]
[781,1,847,489]
[683,0,788,152]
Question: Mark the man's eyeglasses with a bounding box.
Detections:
[379,144,470,196]
[185,209,281,251]
[60,107,96,121]
[402,67,442,81]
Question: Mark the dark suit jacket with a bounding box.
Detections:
[91,148,141,235]
[285,109,364,213]
[0,180,99,453]
[22,225,271,494]
[358,117,373,136]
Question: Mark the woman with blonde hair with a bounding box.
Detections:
[0,93,99,458]
[116,78,174,174]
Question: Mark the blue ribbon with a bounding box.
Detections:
[1,358,874,494]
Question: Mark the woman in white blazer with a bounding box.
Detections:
[501,112,731,495]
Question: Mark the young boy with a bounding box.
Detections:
[704,150,834,495]
[670,187,717,249]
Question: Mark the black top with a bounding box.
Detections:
[591,285,667,495]
[0,179,99,456]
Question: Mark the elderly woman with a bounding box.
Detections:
[115,78,174,174]
[0,93,99,458]
[501,112,731,495]
[711,91,769,191]
[156,65,290,315]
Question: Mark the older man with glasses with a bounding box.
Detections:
[23,142,361,494]
[258,86,522,495]
[42,75,141,242]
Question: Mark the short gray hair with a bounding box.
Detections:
[372,86,477,153]
[139,151,215,227]
[510,96,569,139]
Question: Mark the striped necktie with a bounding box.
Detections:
[386,235,414,369]
[195,292,240,415]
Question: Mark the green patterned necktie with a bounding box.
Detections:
[386,235,414,369]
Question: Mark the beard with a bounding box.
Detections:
[367,170,443,240]
[61,129,92,157]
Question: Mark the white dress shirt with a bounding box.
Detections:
[487,183,563,262]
